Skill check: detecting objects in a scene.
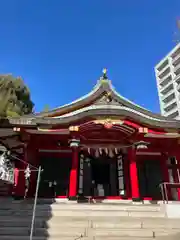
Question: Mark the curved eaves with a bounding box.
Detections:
[33,77,174,122]
[106,81,172,121]
[34,80,105,117]
[34,105,180,129]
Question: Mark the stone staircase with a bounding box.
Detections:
[0,180,11,197]
[0,199,180,239]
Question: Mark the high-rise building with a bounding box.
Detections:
[155,43,180,119]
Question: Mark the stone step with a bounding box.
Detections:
[0,236,180,240]
[0,237,157,240]
[92,228,180,238]
[94,238,179,240]
[1,238,180,240]
[1,227,180,238]
[0,227,86,237]
[0,237,88,240]
[1,218,180,229]
[0,203,162,212]
[92,221,180,229]
[0,209,165,217]
[0,219,88,228]
[0,216,174,223]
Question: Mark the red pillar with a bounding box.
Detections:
[69,139,79,200]
[128,147,140,201]
[14,145,27,198]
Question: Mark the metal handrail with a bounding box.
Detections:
[159,182,180,204]
[159,183,166,203]
[29,166,42,240]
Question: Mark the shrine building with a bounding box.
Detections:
[1,69,180,202]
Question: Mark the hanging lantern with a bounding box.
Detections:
[99,148,103,155]
[95,149,99,158]
[134,141,149,150]
[69,139,80,148]
[105,148,108,155]
[114,148,118,155]
[109,149,114,158]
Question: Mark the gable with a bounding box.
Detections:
[9,69,180,130]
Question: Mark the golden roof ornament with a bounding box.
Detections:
[102,68,108,79]
[100,68,109,84]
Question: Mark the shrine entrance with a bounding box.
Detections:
[91,157,110,196]
[83,153,119,197]
[38,156,72,198]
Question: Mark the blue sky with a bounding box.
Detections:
[0,1,180,113]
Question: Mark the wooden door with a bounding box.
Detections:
[137,159,163,199]
[39,156,72,198]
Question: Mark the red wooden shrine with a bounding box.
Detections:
[1,69,180,201]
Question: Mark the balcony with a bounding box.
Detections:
[172,54,180,66]
[177,84,180,92]
[174,63,180,75]
[162,89,175,103]
[175,74,180,84]
[163,100,177,113]
[157,59,169,72]
[163,97,177,108]
[160,81,173,95]
[164,108,179,119]
[158,66,171,79]
[159,73,172,87]
[171,46,180,59]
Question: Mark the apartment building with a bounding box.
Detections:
[155,43,180,119]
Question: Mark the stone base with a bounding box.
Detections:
[164,202,180,218]
[132,197,141,202]
[77,195,89,203]
[68,196,77,201]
